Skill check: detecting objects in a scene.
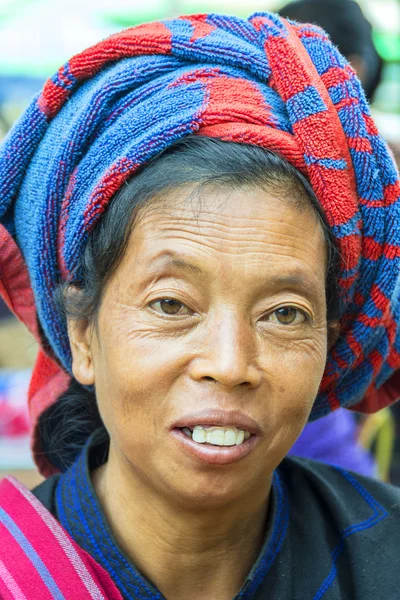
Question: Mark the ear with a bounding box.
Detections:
[67,315,95,386]
[327,320,341,351]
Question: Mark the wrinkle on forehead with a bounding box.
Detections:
[127,185,326,269]
[132,180,319,232]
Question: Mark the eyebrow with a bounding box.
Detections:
[161,258,203,275]
[150,255,203,276]
[148,255,321,297]
[265,274,322,301]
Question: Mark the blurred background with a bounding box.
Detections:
[0,0,399,488]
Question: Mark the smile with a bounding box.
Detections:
[181,425,251,446]
[171,410,260,465]
[172,428,259,466]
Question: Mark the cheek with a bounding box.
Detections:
[91,316,188,436]
[269,334,327,402]
[258,333,327,452]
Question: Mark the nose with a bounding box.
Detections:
[189,310,262,389]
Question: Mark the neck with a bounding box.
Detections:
[92,446,272,600]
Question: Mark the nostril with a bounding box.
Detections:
[202,376,253,386]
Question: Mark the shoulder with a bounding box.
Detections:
[280,454,400,510]
[278,456,400,593]
[280,455,400,526]
[0,473,60,515]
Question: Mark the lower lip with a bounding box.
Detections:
[171,429,258,465]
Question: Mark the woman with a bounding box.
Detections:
[0,12,400,600]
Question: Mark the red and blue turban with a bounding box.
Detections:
[0,12,399,471]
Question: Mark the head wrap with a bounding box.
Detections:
[1,12,399,475]
[278,0,383,101]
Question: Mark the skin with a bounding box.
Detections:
[69,183,330,600]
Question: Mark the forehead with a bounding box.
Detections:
[122,184,327,279]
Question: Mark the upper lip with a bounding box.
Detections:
[171,409,260,435]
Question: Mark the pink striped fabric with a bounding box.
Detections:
[0,477,123,599]
[0,558,29,600]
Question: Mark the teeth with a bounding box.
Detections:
[206,429,225,446]
[224,429,237,446]
[236,430,245,445]
[192,427,206,443]
[189,425,251,447]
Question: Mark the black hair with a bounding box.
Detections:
[37,137,340,471]
[279,0,383,102]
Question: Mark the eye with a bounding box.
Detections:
[262,306,308,326]
[149,298,192,316]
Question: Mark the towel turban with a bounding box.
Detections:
[1,12,400,472]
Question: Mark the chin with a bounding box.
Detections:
[170,475,256,510]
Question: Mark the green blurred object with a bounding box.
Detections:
[0,0,40,22]
[374,31,400,62]
[101,0,174,27]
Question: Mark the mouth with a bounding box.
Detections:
[171,410,259,465]
[180,425,251,446]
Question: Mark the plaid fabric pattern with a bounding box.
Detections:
[0,13,399,473]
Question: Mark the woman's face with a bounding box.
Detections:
[71,184,329,508]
